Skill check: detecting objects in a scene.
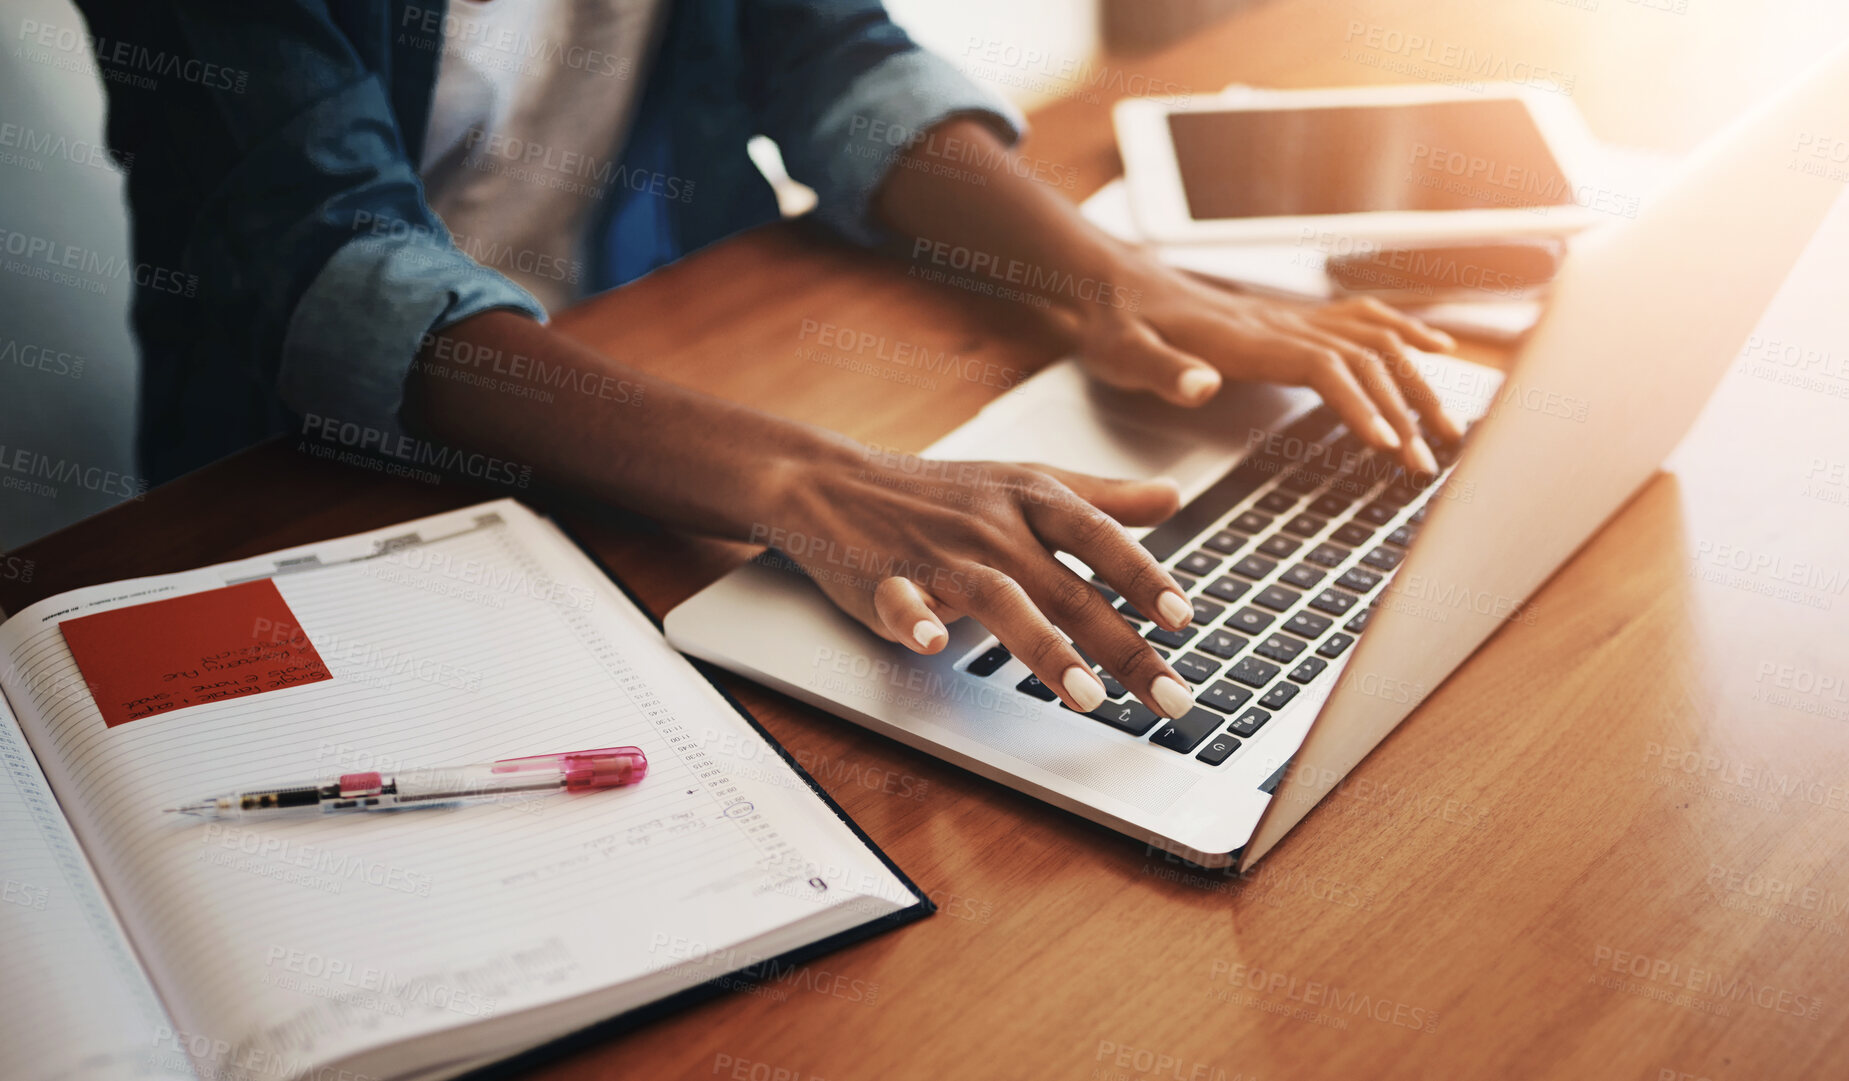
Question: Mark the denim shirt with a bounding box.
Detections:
[73,0,1023,483]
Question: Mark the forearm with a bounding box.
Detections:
[401,310,856,539]
[872,118,1155,328]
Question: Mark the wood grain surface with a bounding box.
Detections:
[7,4,1849,1079]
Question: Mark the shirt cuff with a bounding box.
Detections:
[803,48,1028,247]
[278,233,547,441]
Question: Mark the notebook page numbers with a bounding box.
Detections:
[510,530,795,864]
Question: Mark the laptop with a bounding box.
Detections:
[666,44,1849,870]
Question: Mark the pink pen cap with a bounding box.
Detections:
[491,746,649,790]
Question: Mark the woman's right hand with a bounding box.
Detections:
[408,313,1197,722]
[757,444,1204,720]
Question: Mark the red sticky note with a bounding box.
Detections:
[59,579,332,728]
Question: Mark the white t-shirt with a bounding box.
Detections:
[419,0,666,311]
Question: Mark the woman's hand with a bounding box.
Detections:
[872,117,1468,477]
[1072,257,1464,475]
[766,445,1204,720]
[407,315,1202,721]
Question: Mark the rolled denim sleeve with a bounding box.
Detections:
[740,0,1026,247]
[280,232,546,439]
[802,48,1027,246]
[70,0,548,450]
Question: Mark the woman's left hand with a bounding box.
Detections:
[1070,254,1466,475]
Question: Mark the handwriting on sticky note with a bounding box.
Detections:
[59,579,332,728]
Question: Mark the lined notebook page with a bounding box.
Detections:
[0,693,192,1081]
[0,502,912,1080]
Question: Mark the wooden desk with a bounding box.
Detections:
[10,4,1849,1079]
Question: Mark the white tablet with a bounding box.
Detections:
[1114,84,1601,245]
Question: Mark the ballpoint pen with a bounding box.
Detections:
[164,746,648,818]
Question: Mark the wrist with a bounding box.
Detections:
[1056,235,1167,339]
[729,426,864,541]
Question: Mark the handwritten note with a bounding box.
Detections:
[59,579,331,728]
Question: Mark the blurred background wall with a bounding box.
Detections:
[1,0,141,549]
[3,0,1848,550]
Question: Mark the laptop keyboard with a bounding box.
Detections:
[962,404,1464,769]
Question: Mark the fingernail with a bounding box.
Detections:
[912,619,946,650]
[1409,437,1439,476]
[1368,417,1402,450]
[1435,330,1458,350]
[1063,666,1107,712]
[1156,591,1193,627]
[1178,367,1221,403]
[1152,675,1194,719]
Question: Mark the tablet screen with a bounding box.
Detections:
[1168,100,1574,220]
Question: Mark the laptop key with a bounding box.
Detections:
[1229,656,1281,688]
[1255,491,1298,513]
[1196,733,1242,766]
[1017,674,1058,701]
[1150,707,1226,753]
[1257,535,1302,559]
[1310,493,1353,516]
[1091,581,1122,605]
[1306,543,1352,568]
[1336,567,1382,593]
[1200,680,1254,713]
[1309,588,1357,616]
[1284,610,1334,639]
[967,643,1011,677]
[1280,563,1325,590]
[1177,551,1221,577]
[1254,634,1306,663]
[1205,576,1251,603]
[1229,707,1271,738]
[1362,546,1405,572]
[1172,572,1198,593]
[1289,657,1328,683]
[1259,682,1300,710]
[1226,607,1274,635]
[1354,501,1397,526]
[1138,411,1330,562]
[1317,632,1355,658]
[1345,606,1375,634]
[1283,514,1328,538]
[1204,530,1248,555]
[1090,699,1161,736]
[1199,629,1249,659]
[1117,598,1149,622]
[1231,511,1273,534]
[1331,522,1375,547]
[1254,585,1302,612]
[1173,653,1220,685]
[1097,670,1128,699]
[1278,469,1327,494]
[1190,596,1227,625]
[1386,524,1416,548]
[1231,555,1277,580]
[1147,625,1199,649]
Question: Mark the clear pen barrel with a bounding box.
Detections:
[389,764,564,806]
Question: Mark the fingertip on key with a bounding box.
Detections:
[1155,591,1192,628]
[1151,675,1194,719]
[1063,666,1107,712]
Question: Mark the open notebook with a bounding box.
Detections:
[0,501,927,1081]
